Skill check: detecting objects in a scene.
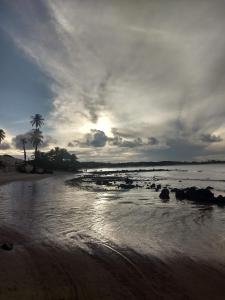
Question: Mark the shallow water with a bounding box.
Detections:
[0,164,225,262]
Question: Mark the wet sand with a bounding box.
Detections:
[0,226,225,300]
[0,172,52,187]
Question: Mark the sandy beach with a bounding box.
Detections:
[0,225,225,300]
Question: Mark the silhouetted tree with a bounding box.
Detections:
[30,114,44,160]
[30,114,44,129]
[20,138,27,162]
[30,129,43,160]
[0,129,6,144]
[35,147,79,171]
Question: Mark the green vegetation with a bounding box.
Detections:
[35,147,79,172]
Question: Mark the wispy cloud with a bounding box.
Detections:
[1,0,225,160]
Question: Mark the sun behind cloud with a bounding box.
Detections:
[95,116,113,136]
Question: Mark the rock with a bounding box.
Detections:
[159,188,170,200]
[1,243,13,251]
[175,187,215,203]
[119,184,135,189]
[187,188,214,202]
[206,186,214,190]
[155,184,161,191]
[125,177,133,185]
[150,183,156,189]
[215,195,225,206]
[96,179,104,185]
[175,189,186,200]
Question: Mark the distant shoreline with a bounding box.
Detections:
[80,160,225,169]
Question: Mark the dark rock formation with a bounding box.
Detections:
[173,186,225,206]
[1,243,13,251]
[215,195,225,206]
[119,184,135,189]
[125,177,133,185]
[206,186,214,190]
[159,188,170,200]
[155,184,161,192]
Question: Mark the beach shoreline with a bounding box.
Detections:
[0,171,52,187]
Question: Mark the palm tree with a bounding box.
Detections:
[30,114,44,129]
[0,129,5,144]
[20,138,27,162]
[30,129,44,160]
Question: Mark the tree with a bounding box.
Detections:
[30,114,44,129]
[30,129,44,160]
[35,147,79,171]
[0,129,5,144]
[20,138,27,162]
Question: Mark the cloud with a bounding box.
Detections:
[1,0,225,161]
[75,129,108,148]
[67,142,74,147]
[109,136,144,148]
[200,133,223,143]
[12,132,56,150]
[74,129,162,150]
[0,143,11,150]
[86,130,108,147]
[12,132,33,150]
[148,137,159,145]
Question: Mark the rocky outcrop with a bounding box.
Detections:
[159,188,170,200]
[1,242,13,251]
[171,187,225,206]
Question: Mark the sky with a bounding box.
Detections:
[1,0,225,162]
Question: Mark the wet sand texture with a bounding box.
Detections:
[0,227,225,300]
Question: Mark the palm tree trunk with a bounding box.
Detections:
[35,144,38,160]
[23,145,27,162]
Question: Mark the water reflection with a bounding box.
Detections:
[0,166,225,261]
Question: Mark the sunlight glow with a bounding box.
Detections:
[95,116,112,135]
